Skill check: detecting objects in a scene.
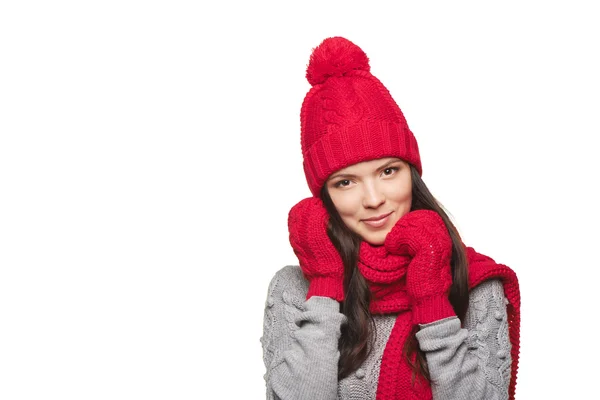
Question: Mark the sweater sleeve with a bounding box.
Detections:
[416,279,511,400]
[261,265,347,400]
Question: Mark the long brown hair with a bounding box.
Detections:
[321,165,469,380]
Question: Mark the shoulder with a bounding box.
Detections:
[269,264,306,285]
[469,279,507,305]
[467,247,519,302]
[466,278,509,330]
[265,265,309,307]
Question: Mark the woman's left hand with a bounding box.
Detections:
[384,210,455,323]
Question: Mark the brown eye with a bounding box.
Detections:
[383,167,399,176]
[335,179,351,188]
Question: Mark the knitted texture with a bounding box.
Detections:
[384,210,455,324]
[287,197,345,301]
[337,314,396,399]
[466,247,521,400]
[300,37,422,196]
[262,265,513,399]
[357,238,431,399]
[376,312,432,400]
[358,242,411,314]
[461,279,512,396]
[356,242,521,400]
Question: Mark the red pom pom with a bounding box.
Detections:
[306,37,370,86]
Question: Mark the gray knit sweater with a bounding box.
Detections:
[261,265,512,400]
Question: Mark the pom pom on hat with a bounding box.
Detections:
[305,37,370,86]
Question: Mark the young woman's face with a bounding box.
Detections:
[326,157,412,246]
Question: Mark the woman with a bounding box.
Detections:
[261,36,520,400]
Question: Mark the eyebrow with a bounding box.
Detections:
[328,159,402,181]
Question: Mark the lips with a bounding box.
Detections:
[362,212,393,228]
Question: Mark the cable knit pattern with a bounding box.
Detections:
[463,279,512,395]
[382,210,455,325]
[261,265,512,399]
[300,37,422,197]
[261,265,345,400]
[466,247,520,399]
[261,266,305,396]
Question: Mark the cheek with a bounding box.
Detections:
[389,181,412,211]
[330,191,361,221]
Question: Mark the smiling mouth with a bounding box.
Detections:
[362,212,392,228]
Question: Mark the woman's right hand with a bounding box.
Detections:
[287,197,345,301]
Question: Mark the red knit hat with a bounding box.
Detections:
[300,37,422,197]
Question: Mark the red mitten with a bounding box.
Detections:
[288,197,345,301]
[384,210,455,324]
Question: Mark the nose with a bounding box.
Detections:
[362,181,385,209]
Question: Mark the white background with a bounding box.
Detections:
[1,1,599,399]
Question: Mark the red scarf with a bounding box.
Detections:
[358,244,521,400]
